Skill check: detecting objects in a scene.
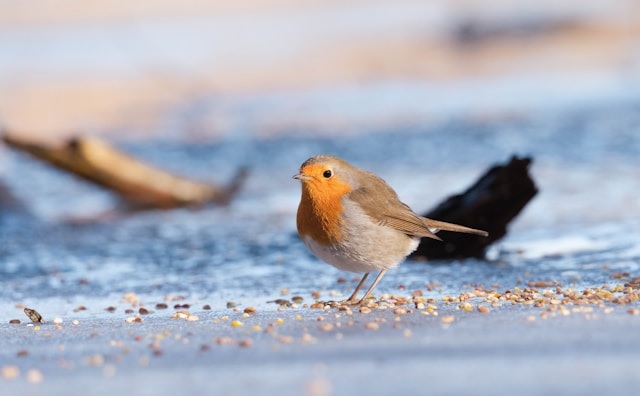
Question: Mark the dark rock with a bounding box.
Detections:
[410,156,537,260]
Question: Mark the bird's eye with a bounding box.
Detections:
[323,169,333,179]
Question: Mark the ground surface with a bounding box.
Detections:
[1,108,640,394]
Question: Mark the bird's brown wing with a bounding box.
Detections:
[347,173,442,241]
[421,217,488,237]
[348,171,488,240]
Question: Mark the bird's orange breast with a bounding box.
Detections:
[296,177,351,246]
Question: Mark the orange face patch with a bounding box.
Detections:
[296,163,351,245]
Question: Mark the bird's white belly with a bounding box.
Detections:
[302,233,420,274]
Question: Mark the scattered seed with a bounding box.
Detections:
[123,292,139,306]
[215,337,234,345]
[275,318,285,325]
[393,307,407,315]
[238,339,253,348]
[86,354,105,366]
[292,296,304,304]
[124,309,134,314]
[155,303,168,310]
[318,323,334,331]
[459,303,473,312]
[138,308,150,315]
[202,304,211,310]
[477,305,490,313]
[627,308,640,315]
[74,306,87,312]
[300,333,316,344]
[24,308,44,323]
[364,322,379,331]
[268,299,292,307]
[1,365,20,380]
[9,319,20,324]
[26,369,43,384]
[441,315,455,324]
[230,320,243,328]
[16,350,28,357]
[244,307,256,314]
[226,302,237,308]
[105,306,116,313]
[359,307,372,314]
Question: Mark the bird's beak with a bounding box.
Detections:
[293,173,311,181]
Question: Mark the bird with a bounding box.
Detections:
[294,155,488,305]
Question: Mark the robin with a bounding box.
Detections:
[294,155,488,305]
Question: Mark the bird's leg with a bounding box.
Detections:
[355,269,388,305]
[344,273,369,303]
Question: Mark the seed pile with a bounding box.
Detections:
[2,273,639,383]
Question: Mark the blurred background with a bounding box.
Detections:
[0,0,638,138]
[1,4,639,391]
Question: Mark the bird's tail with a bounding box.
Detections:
[421,217,488,237]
